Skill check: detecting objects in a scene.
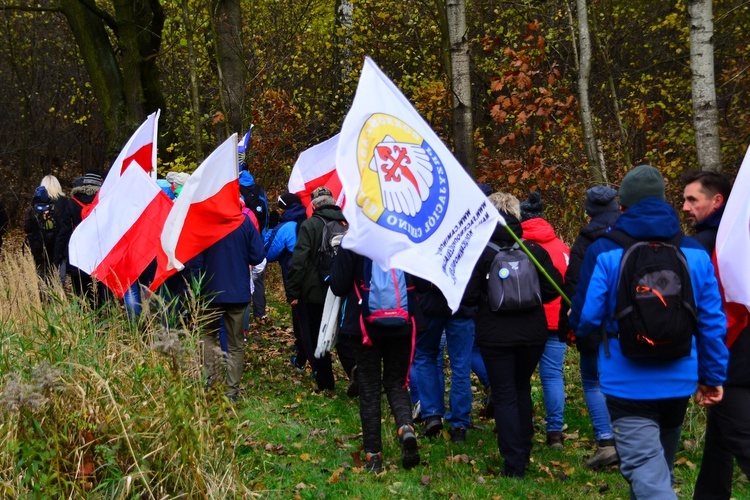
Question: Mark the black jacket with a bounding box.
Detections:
[329,247,419,339]
[464,215,562,348]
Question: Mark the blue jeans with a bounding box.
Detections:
[414,316,473,429]
[471,338,489,388]
[580,351,613,441]
[123,282,142,320]
[409,333,445,404]
[539,332,566,432]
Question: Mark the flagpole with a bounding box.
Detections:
[501,223,571,306]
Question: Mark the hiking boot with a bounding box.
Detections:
[449,427,467,443]
[364,451,383,473]
[398,425,420,469]
[346,366,359,398]
[584,440,619,469]
[289,355,306,372]
[546,431,564,450]
[423,416,443,438]
[412,400,423,423]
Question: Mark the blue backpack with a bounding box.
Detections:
[355,258,411,330]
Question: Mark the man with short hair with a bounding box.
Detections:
[683,170,750,500]
[570,165,728,499]
[286,187,355,392]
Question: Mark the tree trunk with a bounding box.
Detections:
[688,0,722,172]
[212,0,245,143]
[333,0,354,116]
[59,0,127,155]
[574,0,606,184]
[446,0,475,176]
[181,0,204,158]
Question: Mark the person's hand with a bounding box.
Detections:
[290,299,298,307]
[694,384,723,407]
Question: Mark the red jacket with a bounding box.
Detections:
[521,218,569,330]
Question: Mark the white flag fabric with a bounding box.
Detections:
[288,134,344,213]
[98,110,160,202]
[68,165,172,298]
[336,57,501,312]
[151,134,245,290]
[716,144,750,310]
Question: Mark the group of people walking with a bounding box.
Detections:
[13,161,749,498]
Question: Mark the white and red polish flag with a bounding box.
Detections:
[335,57,501,312]
[716,144,750,347]
[288,134,344,216]
[97,110,160,203]
[150,134,245,290]
[68,165,173,298]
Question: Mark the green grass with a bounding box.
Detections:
[0,253,748,498]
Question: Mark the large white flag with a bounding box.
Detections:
[336,57,501,312]
[69,165,173,298]
[288,134,344,213]
[151,134,245,290]
[98,110,160,202]
[716,145,750,310]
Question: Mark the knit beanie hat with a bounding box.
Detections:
[278,193,302,209]
[311,186,334,207]
[519,191,544,221]
[82,172,103,187]
[585,185,618,216]
[34,186,50,201]
[618,165,666,208]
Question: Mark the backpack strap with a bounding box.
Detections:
[602,229,636,248]
[264,221,288,253]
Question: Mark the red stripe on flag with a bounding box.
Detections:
[151,180,244,291]
[92,191,172,298]
[121,143,154,175]
[174,181,245,265]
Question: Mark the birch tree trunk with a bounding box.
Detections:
[688,0,722,172]
[574,0,606,184]
[446,0,475,176]
[333,0,354,115]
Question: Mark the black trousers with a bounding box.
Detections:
[296,302,355,391]
[355,334,413,454]
[694,385,750,500]
[480,343,545,477]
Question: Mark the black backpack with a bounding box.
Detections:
[605,230,698,360]
[485,241,542,311]
[33,202,57,242]
[315,215,348,284]
[240,183,268,231]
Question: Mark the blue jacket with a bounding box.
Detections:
[194,216,265,304]
[264,203,307,281]
[569,197,728,400]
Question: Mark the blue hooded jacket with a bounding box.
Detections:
[264,203,307,282]
[569,197,728,400]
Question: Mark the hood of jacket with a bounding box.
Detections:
[613,197,681,240]
[239,170,255,187]
[490,213,523,245]
[313,204,345,221]
[280,203,307,223]
[580,208,620,240]
[520,217,557,244]
[71,184,100,200]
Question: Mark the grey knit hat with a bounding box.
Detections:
[618,165,666,207]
